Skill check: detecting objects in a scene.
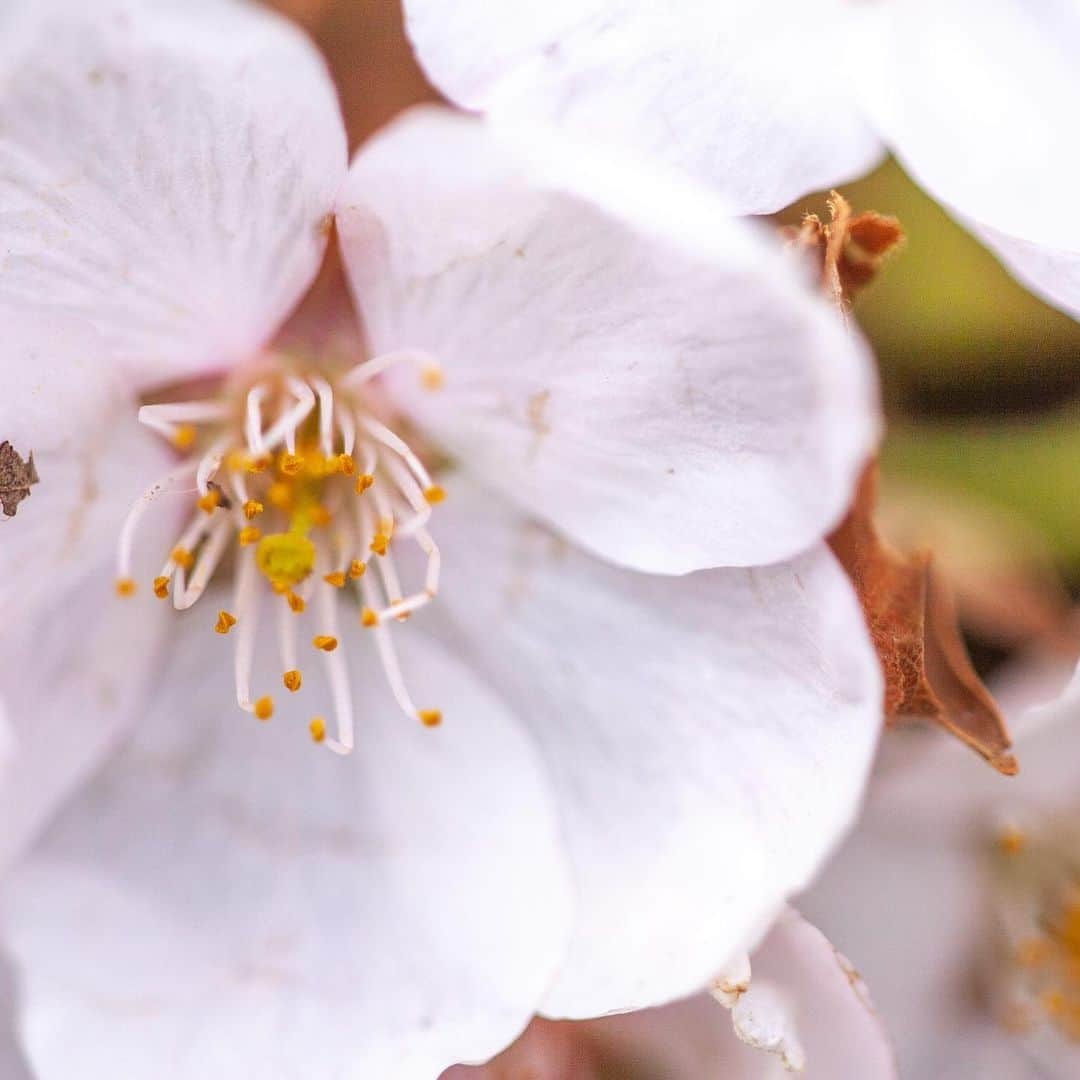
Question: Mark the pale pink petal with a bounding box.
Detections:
[337,108,880,573]
[429,477,881,1017]
[0,0,347,387]
[402,1,883,214]
[2,602,572,1078]
[858,0,1080,318]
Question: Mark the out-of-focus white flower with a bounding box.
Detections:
[442,908,896,1078]
[803,661,1080,1078]
[402,0,1080,320]
[0,1,883,1075]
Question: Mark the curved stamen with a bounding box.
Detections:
[116,462,198,581]
[340,348,442,391]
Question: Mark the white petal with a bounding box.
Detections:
[337,108,880,573]
[0,311,175,871]
[2,602,572,1079]
[402,1,883,214]
[0,0,347,386]
[0,560,171,874]
[429,478,882,1016]
[0,310,174,622]
[858,0,1080,318]
[0,952,33,1080]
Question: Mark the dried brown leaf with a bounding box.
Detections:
[829,464,1017,775]
[0,441,39,518]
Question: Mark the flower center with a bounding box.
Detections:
[115,351,446,754]
[988,818,1080,1046]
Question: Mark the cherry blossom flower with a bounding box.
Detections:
[803,662,1080,1077]
[402,0,1080,319]
[0,0,882,1074]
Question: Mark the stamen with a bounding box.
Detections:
[360,607,379,627]
[323,571,346,588]
[170,547,196,571]
[245,385,268,454]
[358,414,435,492]
[424,485,446,505]
[310,376,336,457]
[173,517,232,610]
[238,526,261,547]
[349,559,367,579]
[355,474,374,495]
[315,551,354,755]
[283,670,302,692]
[173,425,197,451]
[114,577,137,597]
[287,591,306,614]
[242,499,264,520]
[309,717,326,743]
[254,696,273,721]
[312,635,338,652]
[196,436,229,496]
[337,453,355,476]
[232,548,261,713]
[263,377,316,453]
[341,348,442,392]
[196,488,221,515]
[214,610,237,635]
[153,576,170,599]
[419,710,442,727]
[116,462,198,581]
[138,401,229,449]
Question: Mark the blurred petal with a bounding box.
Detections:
[858,0,1080,318]
[2,605,572,1078]
[0,951,33,1080]
[402,1,883,214]
[0,0,347,386]
[443,910,895,1078]
[338,108,879,573]
[430,478,881,1016]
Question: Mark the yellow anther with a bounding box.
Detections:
[114,577,137,597]
[225,449,248,471]
[246,454,271,474]
[196,488,221,515]
[254,696,273,721]
[348,559,367,579]
[271,580,290,595]
[312,635,338,652]
[171,546,196,570]
[172,424,197,450]
[423,485,446,505]
[308,504,331,527]
[279,452,304,477]
[337,453,355,476]
[283,669,302,693]
[286,591,306,614]
[360,607,379,627]
[267,481,292,510]
[238,526,262,547]
[355,474,374,495]
[242,499,264,520]
[323,571,346,588]
[215,610,238,635]
[255,533,316,588]
[997,826,1026,856]
[153,575,170,599]
[420,363,444,391]
[418,709,443,728]
[308,717,326,743]
[369,533,389,557]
